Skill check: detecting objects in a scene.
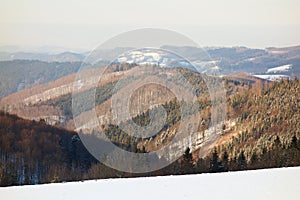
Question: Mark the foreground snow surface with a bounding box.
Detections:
[1,167,300,200]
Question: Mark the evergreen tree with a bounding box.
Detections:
[184,147,192,161]
[237,150,247,170]
[209,148,219,173]
[181,147,194,174]
[290,135,298,149]
[222,150,229,171]
[250,152,258,167]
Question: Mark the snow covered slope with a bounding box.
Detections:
[1,167,300,200]
[266,64,292,73]
[253,74,290,81]
[113,48,196,71]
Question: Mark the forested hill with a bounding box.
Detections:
[0,112,98,186]
[200,77,300,172]
[1,77,300,186]
[0,60,83,99]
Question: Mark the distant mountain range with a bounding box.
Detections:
[0,45,299,100]
[0,51,85,63]
[0,45,87,54]
[0,45,299,76]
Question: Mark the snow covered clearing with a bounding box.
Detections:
[266,64,292,73]
[253,74,290,81]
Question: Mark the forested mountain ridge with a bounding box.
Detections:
[0,48,300,186]
[211,77,300,170]
[0,77,300,186]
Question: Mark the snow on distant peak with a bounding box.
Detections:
[115,49,165,65]
[113,48,197,71]
[267,64,292,73]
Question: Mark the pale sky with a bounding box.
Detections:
[0,0,299,50]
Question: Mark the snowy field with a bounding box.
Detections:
[1,167,300,200]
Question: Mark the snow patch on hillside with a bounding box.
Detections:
[267,64,292,73]
[253,74,290,81]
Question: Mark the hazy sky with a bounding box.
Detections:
[0,0,299,50]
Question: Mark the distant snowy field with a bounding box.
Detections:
[1,167,300,200]
[266,64,292,73]
[253,74,290,81]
